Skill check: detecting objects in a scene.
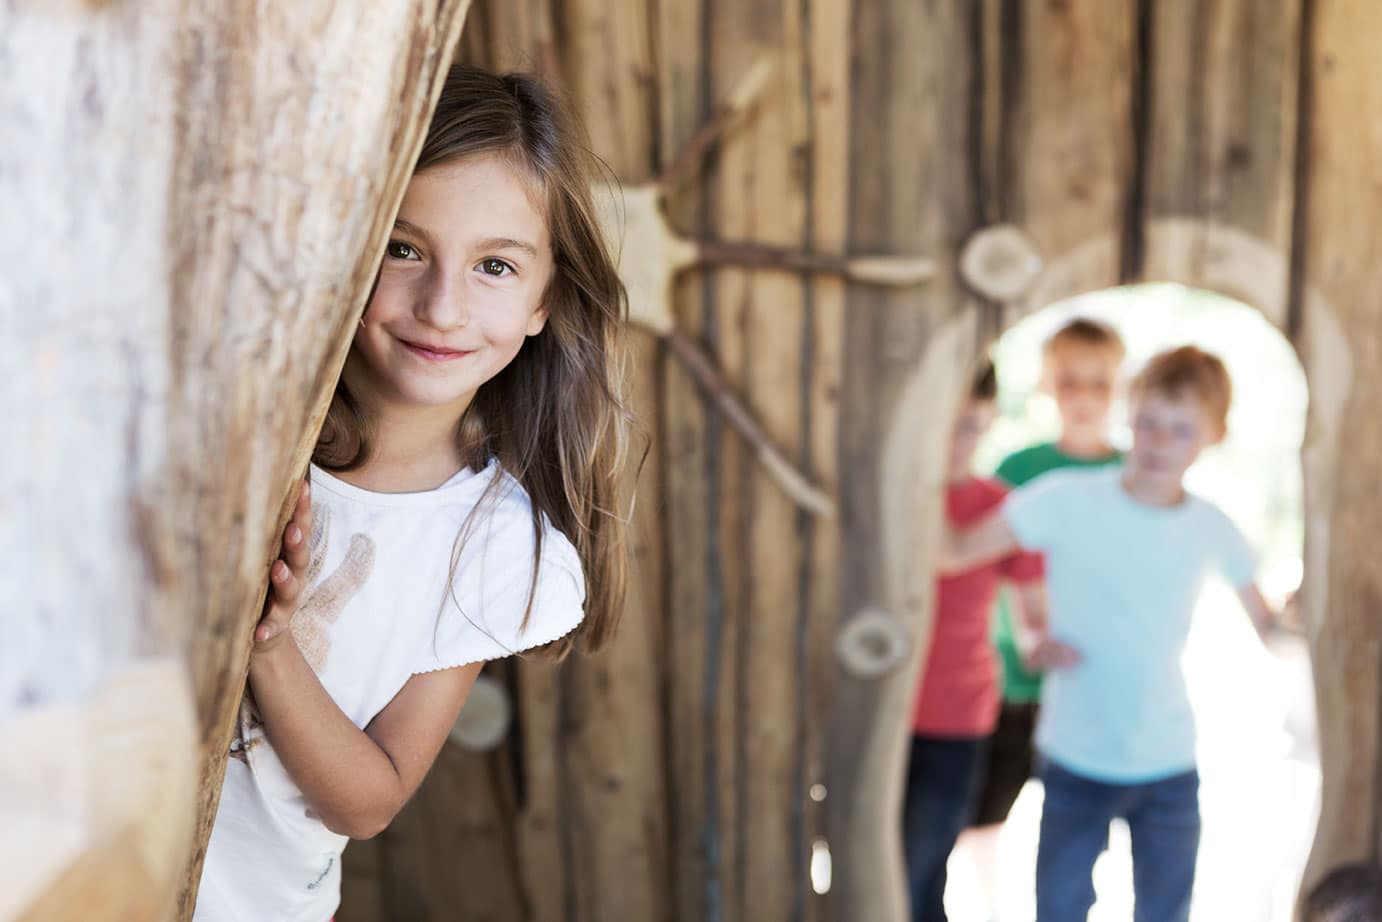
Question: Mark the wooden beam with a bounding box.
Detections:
[1140,0,1302,325]
[1001,0,1137,310]
[0,2,470,919]
[1297,0,1382,891]
[825,1,981,919]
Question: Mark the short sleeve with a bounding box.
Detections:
[993,450,1025,487]
[1001,548,1045,584]
[1001,473,1075,553]
[1209,507,1258,589]
[414,500,587,674]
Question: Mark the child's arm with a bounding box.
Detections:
[1010,580,1081,671]
[1235,583,1282,644]
[250,483,482,840]
[937,509,1023,575]
[249,640,480,839]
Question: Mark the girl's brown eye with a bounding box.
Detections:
[387,241,419,260]
[480,258,512,277]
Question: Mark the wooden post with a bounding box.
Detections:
[1297,0,1382,890]
[823,1,982,918]
[0,3,469,918]
[1140,0,1302,323]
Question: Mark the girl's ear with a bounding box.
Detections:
[525,303,550,337]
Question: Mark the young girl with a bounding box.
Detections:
[193,64,630,922]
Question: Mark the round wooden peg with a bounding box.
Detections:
[959,223,1043,302]
[447,674,513,752]
[835,607,911,679]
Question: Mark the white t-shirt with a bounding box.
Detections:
[1002,467,1256,783]
[194,460,585,922]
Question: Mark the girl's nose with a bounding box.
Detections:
[417,270,470,330]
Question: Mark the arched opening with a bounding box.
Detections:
[922,283,1317,921]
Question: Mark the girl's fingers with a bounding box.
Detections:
[271,559,301,605]
[283,521,310,576]
[255,601,286,643]
[253,479,312,649]
[283,480,312,574]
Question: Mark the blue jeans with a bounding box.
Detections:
[901,734,989,922]
[1036,759,1201,922]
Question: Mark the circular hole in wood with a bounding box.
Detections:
[959,223,1044,302]
[835,607,911,679]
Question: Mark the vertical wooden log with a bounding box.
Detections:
[1,2,470,920]
[517,6,670,920]
[801,1,851,919]
[653,2,719,919]
[708,4,815,919]
[1140,0,1302,325]
[1003,0,1136,307]
[1298,0,1382,890]
[825,2,980,920]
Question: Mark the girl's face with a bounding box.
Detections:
[350,153,553,414]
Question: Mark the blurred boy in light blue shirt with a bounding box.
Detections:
[942,345,1282,922]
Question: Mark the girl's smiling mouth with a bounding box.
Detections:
[399,338,475,362]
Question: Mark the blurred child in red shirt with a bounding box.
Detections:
[902,363,1045,922]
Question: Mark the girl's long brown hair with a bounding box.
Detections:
[315,64,631,657]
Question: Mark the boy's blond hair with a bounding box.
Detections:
[1130,346,1233,436]
[1043,317,1126,363]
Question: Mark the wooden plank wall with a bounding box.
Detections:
[341,1,1382,919]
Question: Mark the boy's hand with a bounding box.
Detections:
[254,478,312,652]
[1025,635,1081,671]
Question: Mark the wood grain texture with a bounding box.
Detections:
[1141,0,1301,323]
[824,2,980,919]
[799,1,851,919]
[708,4,809,918]
[652,1,719,919]
[0,2,470,919]
[1001,0,1136,308]
[1296,0,1382,891]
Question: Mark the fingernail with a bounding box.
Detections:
[287,525,301,545]
[273,561,288,580]
[302,482,311,499]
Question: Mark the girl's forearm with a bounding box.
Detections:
[248,641,404,839]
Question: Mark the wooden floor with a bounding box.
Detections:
[944,585,1320,922]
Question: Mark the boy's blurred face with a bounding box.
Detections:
[948,398,997,479]
[1127,391,1221,489]
[1045,345,1120,445]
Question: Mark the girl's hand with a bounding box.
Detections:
[254,479,312,651]
[1025,635,1082,672]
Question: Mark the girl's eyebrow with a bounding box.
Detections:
[392,218,432,242]
[393,219,538,259]
[475,236,538,258]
